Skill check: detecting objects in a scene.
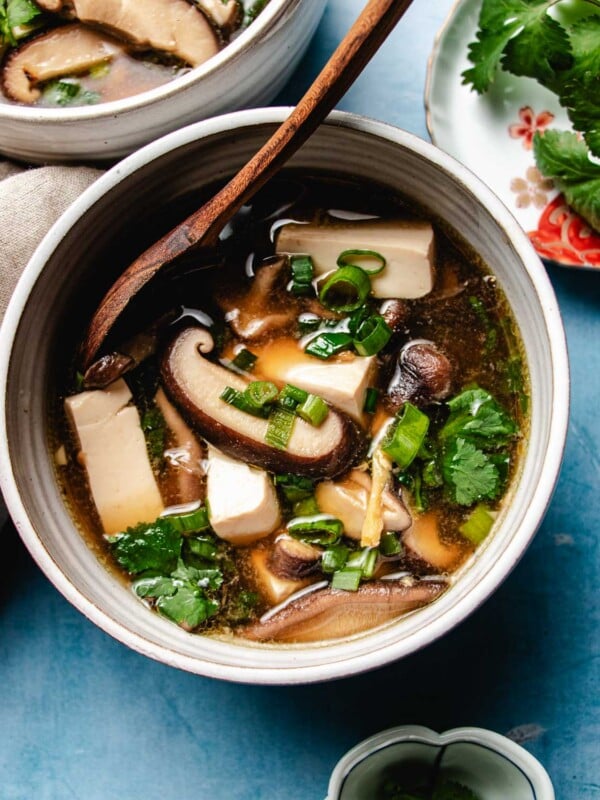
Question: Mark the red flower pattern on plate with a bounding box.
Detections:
[529,195,600,268]
[509,106,555,149]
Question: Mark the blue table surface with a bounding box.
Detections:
[1,2,599,798]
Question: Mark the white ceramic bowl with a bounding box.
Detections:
[326,726,555,799]
[0,0,325,164]
[0,108,569,684]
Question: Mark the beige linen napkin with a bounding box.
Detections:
[0,159,103,323]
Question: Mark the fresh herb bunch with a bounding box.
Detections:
[463,0,600,231]
[0,0,42,48]
[387,387,518,509]
[106,509,258,630]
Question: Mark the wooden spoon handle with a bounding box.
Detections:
[82,0,414,367]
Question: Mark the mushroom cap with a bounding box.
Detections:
[3,24,123,103]
[160,327,364,479]
[243,578,448,643]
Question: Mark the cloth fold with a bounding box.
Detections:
[0,159,103,323]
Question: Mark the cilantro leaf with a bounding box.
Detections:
[441,387,517,445]
[172,559,223,591]
[442,437,500,506]
[0,2,15,46]
[558,16,600,156]
[107,518,181,574]
[133,558,222,630]
[462,0,569,94]
[7,0,40,29]
[133,574,179,598]
[502,8,572,90]
[157,585,219,629]
[533,129,600,230]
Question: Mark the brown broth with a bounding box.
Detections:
[53,172,529,641]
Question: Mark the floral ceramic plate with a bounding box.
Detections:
[425,0,600,270]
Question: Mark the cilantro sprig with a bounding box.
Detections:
[533,128,600,230]
[134,559,220,629]
[463,0,600,232]
[0,0,44,48]
[107,512,224,631]
[391,387,518,510]
[439,387,517,506]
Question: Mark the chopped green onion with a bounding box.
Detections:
[412,470,427,514]
[318,265,371,312]
[337,249,386,275]
[279,384,309,405]
[162,506,210,533]
[347,547,378,579]
[363,387,379,414]
[265,406,296,449]
[290,255,314,295]
[459,504,495,544]
[278,394,299,412]
[246,380,278,407]
[331,567,362,591]
[382,403,430,470]
[297,314,322,335]
[379,531,402,556]
[274,473,314,503]
[353,315,392,356]
[287,515,343,545]
[220,387,270,418]
[293,496,320,517]
[297,394,329,426]
[321,545,349,574]
[348,305,372,336]
[231,348,257,372]
[304,331,353,359]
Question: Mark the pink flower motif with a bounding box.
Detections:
[509,106,555,149]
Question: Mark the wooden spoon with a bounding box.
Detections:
[81,0,414,368]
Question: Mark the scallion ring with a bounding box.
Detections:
[337,249,386,275]
[246,381,279,407]
[318,265,371,312]
[353,315,393,356]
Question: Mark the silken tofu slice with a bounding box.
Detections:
[276,219,435,299]
[206,445,280,545]
[64,379,164,534]
[254,339,376,422]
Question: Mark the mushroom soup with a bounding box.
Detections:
[54,174,528,644]
[0,0,267,106]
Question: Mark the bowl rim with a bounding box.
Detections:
[0,0,302,122]
[326,724,555,799]
[0,108,570,684]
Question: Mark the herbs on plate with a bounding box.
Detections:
[463,0,600,232]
